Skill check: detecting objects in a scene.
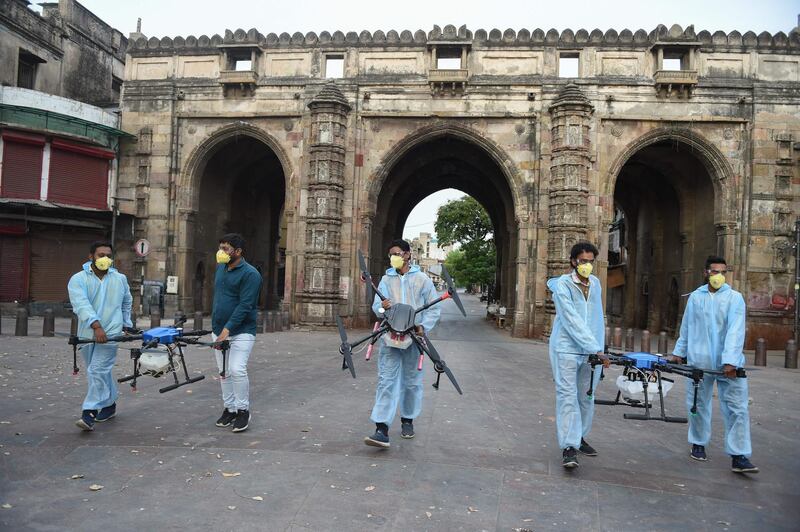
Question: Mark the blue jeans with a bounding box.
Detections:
[213,333,255,411]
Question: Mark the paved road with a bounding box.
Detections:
[0,294,798,531]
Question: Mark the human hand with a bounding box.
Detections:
[214,328,230,349]
[415,325,425,336]
[597,351,610,368]
[93,326,108,344]
[723,364,737,379]
[381,299,392,310]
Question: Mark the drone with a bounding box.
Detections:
[585,348,748,423]
[334,250,467,394]
[67,317,230,393]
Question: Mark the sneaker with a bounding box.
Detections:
[215,409,237,428]
[578,438,597,456]
[690,444,707,461]
[731,455,759,474]
[76,410,97,431]
[364,427,390,448]
[401,419,415,439]
[95,403,116,422]
[232,410,250,433]
[562,447,579,468]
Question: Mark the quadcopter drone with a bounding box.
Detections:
[585,348,749,423]
[67,317,231,393]
[334,250,467,394]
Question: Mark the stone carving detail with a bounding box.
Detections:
[128,24,800,53]
[547,83,594,279]
[300,81,351,325]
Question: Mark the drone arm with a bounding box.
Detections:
[349,324,388,349]
[413,279,442,333]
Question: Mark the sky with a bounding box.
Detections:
[62,0,797,238]
[72,0,798,38]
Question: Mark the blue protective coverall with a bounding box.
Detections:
[547,273,605,450]
[67,261,133,411]
[370,265,441,426]
[673,283,751,457]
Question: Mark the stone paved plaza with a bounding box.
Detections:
[0,294,798,531]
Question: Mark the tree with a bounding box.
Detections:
[434,196,492,247]
[436,196,496,289]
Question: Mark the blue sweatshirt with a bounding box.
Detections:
[211,259,262,336]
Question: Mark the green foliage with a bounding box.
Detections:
[434,196,493,248]
[437,197,496,288]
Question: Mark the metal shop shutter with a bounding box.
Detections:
[29,231,100,303]
[1,131,44,199]
[0,231,28,302]
[48,139,113,210]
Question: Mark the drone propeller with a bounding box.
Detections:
[441,265,466,317]
[417,334,463,395]
[357,249,376,305]
[335,315,356,378]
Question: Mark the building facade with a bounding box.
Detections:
[0,0,131,315]
[118,23,800,346]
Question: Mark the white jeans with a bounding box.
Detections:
[212,333,255,412]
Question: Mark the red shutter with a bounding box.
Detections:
[1,139,43,199]
[29,231,98,302]
[0,234,29,302]
[48,147,110,209]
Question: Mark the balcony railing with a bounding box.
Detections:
[219,70,257,96]
[428,69,468,94]
[654,69,698,98]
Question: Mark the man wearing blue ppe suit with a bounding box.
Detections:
[68,241,133,431]
[364,239,441,448]
[669,256,758,474]
[547,242,608,468]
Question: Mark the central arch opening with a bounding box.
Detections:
[607,139,717,334]
[194,135,286,313]
[369,134,517,320]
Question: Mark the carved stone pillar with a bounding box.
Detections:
[299,82,351,325]
[545,83,594,328]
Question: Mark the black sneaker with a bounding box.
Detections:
[731,455,759,474]
[401,419,415,439]
[232,410,250,433]
[578,438,597,456]
[76,410,97,431]
[215,409,237,428]
[690,444,707,461]
[95,403,116,422]
[562,447,579,468]
[364,427,390,448]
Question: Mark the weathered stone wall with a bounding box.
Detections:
[118,23,800,345]
[0,0,127,106]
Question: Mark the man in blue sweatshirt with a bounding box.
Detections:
[364,239,441,448]
[211,233,262,433]
[68,241,133,431]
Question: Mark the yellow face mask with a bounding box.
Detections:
[216,250,231,264]
[576,262,593,278]
[708,273,726,290]
[390,255,405,270]
[94,256,113,271]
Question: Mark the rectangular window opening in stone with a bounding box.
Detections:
[325,56,344,78]
[17,49,44,89]
[234,59,252,71]
[111,75,122,100]
[558,54,579,78]
[662,57,682,71]
[435,46,464,70]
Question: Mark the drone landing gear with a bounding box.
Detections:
[622,373,686,424]
[117,343,205,393]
